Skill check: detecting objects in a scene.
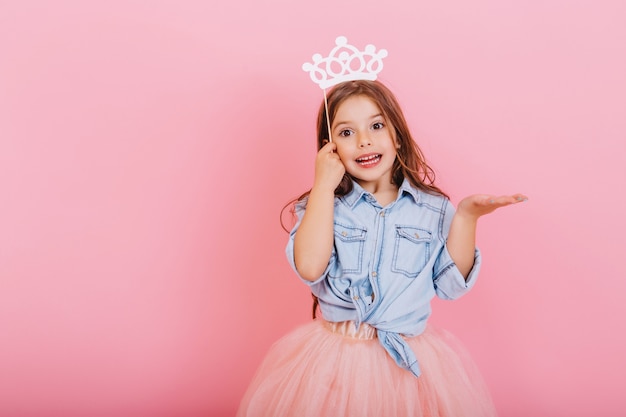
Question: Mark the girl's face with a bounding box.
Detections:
[331,95,398,193]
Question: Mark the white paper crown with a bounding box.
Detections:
[302,36,388,90]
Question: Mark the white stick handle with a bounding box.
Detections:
[323,88,332,143]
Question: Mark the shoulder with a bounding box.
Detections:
[401,186,455,238]
[399,179,449,209]
[409,186,451,213]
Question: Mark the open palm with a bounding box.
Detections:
[457,193,528,219]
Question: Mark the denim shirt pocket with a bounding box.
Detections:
[329,222,367,278]
[392,225,432,278]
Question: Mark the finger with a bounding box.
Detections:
[487,194,528,206]
[497,194,528,204]
[321,140,337,153]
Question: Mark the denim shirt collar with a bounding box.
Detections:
[341,178,421,208]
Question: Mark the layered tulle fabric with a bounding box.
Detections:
[237,320,497,417]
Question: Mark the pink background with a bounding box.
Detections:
[1,0,625,416]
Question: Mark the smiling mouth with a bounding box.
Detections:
[356,154,382,166]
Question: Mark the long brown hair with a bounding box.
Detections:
[283,80,448,318]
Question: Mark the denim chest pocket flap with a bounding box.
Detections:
[392,225,433,277]
[332,223,367,276]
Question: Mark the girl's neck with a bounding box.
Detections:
[357,179,398,207]
[372,187,398,207]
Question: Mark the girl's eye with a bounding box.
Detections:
[372,122,385,130]
[338,129,353,137]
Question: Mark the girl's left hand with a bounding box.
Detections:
[456,193,528,220]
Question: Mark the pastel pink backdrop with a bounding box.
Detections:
[1,0,625,416]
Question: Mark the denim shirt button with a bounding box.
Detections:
[372,271,378,277]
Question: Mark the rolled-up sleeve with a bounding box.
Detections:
[433,245,481,300]
[432,199,481,300]
[285,200,335,287]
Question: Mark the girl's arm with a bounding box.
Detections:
[293,141,346,281]
[447,194,527,279]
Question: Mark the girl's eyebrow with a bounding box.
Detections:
[333,113,384,129]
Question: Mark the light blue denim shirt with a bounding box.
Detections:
[286,178,481,378]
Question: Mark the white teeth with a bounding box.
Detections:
[357,155,380,162]
[357,154,381,165]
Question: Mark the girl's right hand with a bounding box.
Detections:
[314,140,346,192]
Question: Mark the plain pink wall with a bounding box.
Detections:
[1,0,625,416]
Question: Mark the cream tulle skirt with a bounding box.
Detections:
[237,320,497,417]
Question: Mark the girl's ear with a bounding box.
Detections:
[393,130,401,149]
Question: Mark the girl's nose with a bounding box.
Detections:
[358,134,372,147]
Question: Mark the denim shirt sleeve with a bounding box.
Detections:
[285,199,336,286]
[432,199,482,300]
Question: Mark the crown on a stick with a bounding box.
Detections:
[302,36,388,90]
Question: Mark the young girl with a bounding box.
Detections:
[237,80,526,417]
